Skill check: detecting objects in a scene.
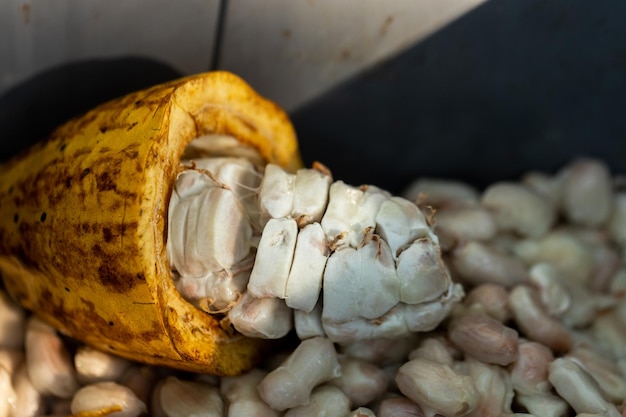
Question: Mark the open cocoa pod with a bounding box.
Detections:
[0,71,301,375]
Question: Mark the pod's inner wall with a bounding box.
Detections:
[182,135,265,168]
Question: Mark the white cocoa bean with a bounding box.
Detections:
[71,382,147,417]
[448,313,519,366]
[322,306,409,345]
[514,230,594,285]
[292,166,332,225]
[408,336,455,366]
[25,317,78,398]
[258,163,296,225]
[247,217,298,299]
[374,196,433,256]
[194,187,254,272]
[568,345,626,404]
[510,340,555,395]
[435,206,498,244]
[324,284,462,344]
[515,393,569,417]
[396,357,478,417]
[12,364,45,417]
[227,292,293,339]
[560,158,614,227]
[175,267,250,313]
[74,346,131,384]
[509,285,572,352]
[329,356,388,407]
[322,236,399,323]
[168,170,253,278]
[294,303,326,340]
[221,369,280,417]
[522,171,562,209]
[377,396,426,417]
[191,157,262,227]
[463,284,511,323]
[530,263,609,328]
[549,357,621,417]
[455,357,514,417]
[284,385,351,417]
[591,311,626,360]
[397,238,451,304]
[482,182,555,238]
[158,376,222,417]
[402,178,480,208]
[285,222,328,312]
[402,283,465,333]
[528,263,571,317]
[451,241,528,287]
[321,181,389,249]
[257,337,341,411]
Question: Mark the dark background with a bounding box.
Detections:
[2,0,625,193]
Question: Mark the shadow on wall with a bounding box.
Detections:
[0,58,181,163]
[291,0,626,192]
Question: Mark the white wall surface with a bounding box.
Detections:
[219,0,488,111]
[0,0,219,92]
[0,0,487,111]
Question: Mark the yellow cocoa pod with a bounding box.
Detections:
[0,71,302,375]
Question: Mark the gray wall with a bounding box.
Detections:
[2,0,625,192]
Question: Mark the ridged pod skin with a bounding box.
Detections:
[0,71,302,375]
